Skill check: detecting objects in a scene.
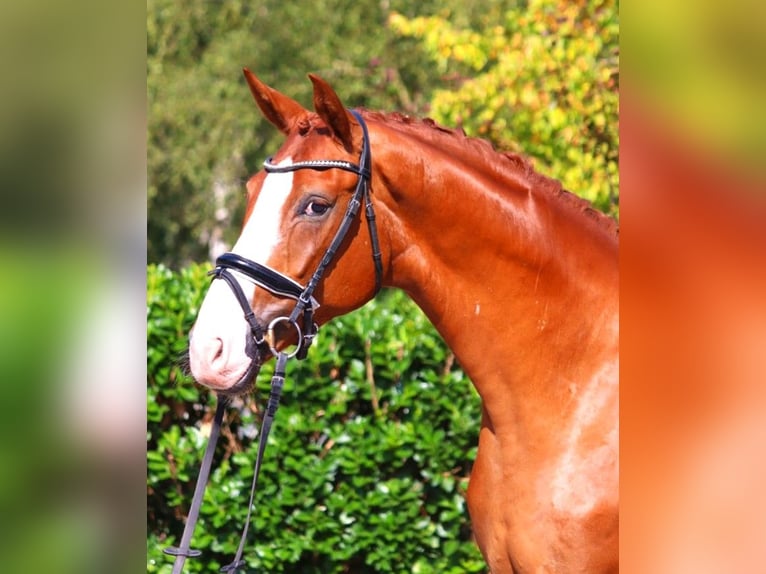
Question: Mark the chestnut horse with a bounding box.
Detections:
[189,70,619,573]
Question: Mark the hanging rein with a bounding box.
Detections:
[164,110,382,572]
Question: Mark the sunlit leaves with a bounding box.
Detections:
[390,0,619,217]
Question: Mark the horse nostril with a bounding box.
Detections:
[209,337,225,365]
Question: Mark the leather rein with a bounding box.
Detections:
[164,110,382,572]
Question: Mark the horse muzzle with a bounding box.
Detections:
[187,324,264,395]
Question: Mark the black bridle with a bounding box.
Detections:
[164,110,382,572]
[209,109,381,363]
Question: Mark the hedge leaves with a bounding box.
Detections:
[147,264,484,573]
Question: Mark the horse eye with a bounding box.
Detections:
[303,200,331,216]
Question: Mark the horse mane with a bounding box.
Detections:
[358,109,619,237]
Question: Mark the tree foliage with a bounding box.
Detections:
[147,0,487,267]
[147,0,618,267]
[390,0,619,216]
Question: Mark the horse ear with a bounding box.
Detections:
[243,68,308,134]
[308,73,358,152]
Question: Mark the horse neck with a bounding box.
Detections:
[371,118,619,424]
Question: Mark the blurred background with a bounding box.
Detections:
[620,1,766,572]
[0,0,763,571]
[0,0,145,571]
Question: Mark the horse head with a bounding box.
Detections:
[189,71,386,393]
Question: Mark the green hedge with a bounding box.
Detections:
[147,264,484,573]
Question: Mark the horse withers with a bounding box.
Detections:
[188,70,619,573]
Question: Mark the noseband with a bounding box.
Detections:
[165,110,383,572]
[211,109,382,361]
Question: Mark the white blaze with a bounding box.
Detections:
[232,158,294,264]
[188,158,295,389]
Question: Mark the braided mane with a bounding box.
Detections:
[359,109,619,237]
[299,109,618,236]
